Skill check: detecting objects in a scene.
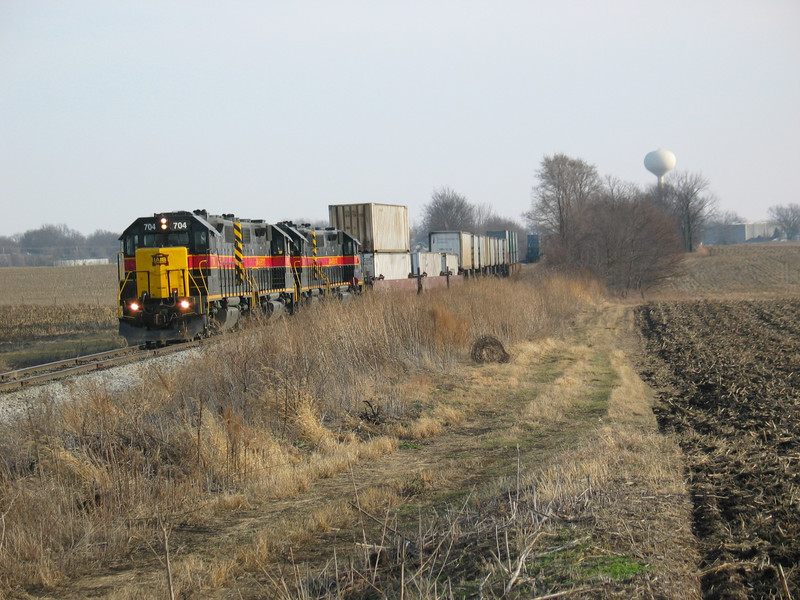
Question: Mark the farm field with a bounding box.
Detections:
[657,242,800,298]
[636,299,800,599]
[0,264,119,306]
[0,265,122,369]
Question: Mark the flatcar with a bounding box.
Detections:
[118,210,360,345]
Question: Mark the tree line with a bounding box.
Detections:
[0,225,120,267]
[768,204,800,240]
[524,153,718,294]
[411,187,527,249]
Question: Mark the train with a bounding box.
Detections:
[117,204,519,345]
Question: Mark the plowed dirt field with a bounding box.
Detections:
[636,299,800,599]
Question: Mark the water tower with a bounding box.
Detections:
[644,148,676,193]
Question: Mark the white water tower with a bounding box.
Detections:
[644,148,677,191]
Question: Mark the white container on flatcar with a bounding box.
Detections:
[484,235,499,267]
[361,252,412,281]
[441,252,458,275]
[509,231,518,264]
[411,251,442,276]
[429,231,474,270]
[328,203,410,253]
[488,230,519,264]
[487,230,508,264]
[472,234,485,269]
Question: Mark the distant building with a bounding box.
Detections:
[703,222,777,245]
[55,258,110,267]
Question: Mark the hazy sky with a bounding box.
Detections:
[1,1,798,237]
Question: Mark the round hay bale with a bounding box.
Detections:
[470,335,510,364]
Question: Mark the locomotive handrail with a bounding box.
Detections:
[117,271,136,317]
[243,268,260,307]
[191,259,209,309]
[165,268,189,298]
[118,270,152,304]
[313,254,332,293]
[291,257,302,302]
[117,270,152,315]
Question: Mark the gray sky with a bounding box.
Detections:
[1,0,798,237]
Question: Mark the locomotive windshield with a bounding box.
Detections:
[121,226,210,257]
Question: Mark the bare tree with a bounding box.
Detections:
[473,202,495,229]
[422,187,476,232]
[474,202,526,241]
[525,154,602,246]
[572,191,683,292]
[768,203,800,240]
[660,172,717,252]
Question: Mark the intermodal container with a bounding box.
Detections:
[488,230,519,264]
[411,252,442,277]
[441,252,458,275]
[429,231,473,270]
[472,234,485,269]
[361,252,411,281]
[328,203,410,253]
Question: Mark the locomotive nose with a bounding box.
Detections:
[134,247,190,300]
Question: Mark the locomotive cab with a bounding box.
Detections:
[118,212,214,344]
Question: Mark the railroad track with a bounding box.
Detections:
[0,342,201,393]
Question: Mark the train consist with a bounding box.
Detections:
[117,203,518,344]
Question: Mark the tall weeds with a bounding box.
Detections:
[0,271,602,590]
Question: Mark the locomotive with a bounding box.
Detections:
[118,210,361,345]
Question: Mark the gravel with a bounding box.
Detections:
[0,347,202,422]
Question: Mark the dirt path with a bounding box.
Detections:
[22,303,699,599]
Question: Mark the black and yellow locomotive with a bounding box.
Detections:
[118,210,361,345]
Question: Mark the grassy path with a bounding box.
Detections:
[21,303,700,599]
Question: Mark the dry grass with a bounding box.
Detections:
[0,271,603,593]
[275,303,697,599]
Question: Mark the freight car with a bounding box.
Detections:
[428,229,519,277]
[118,210,361,344]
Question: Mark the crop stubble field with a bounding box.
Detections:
[657,243,800,298]
[0,265,120,368]
[636,299,800,599]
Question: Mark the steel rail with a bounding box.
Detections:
[0,341,201,393]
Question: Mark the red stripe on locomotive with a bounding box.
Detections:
[123,254,300,272]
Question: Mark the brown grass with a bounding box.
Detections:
[0,245,782,597]
[0,270,603,592]
[257,302,697,599]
